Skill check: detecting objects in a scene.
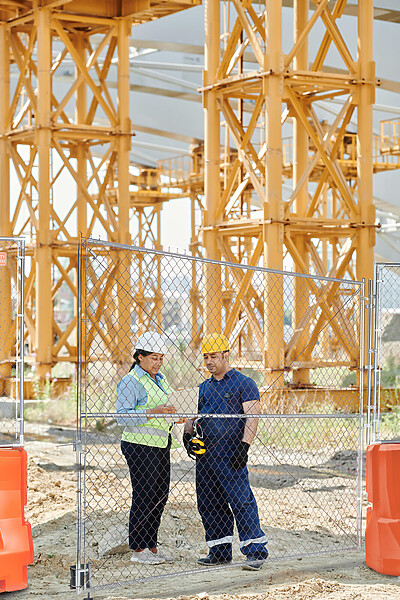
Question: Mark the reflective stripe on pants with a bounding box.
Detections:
[196,454,268,558]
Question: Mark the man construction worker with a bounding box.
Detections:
[184,333,268,571]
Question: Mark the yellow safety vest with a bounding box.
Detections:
[121,370,179,449]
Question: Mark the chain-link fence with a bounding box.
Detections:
[0,237,25,446]
[373,263,400,442]
[75,237,364,595]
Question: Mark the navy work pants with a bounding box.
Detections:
[121,439,171,550]
[196,454,268,560]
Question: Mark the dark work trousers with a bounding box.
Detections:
[121,438,171,550]
[196,454,268,559]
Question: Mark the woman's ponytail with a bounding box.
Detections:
[128,349,151,372]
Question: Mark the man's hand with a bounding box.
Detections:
[183,432,191,451]
[230,441,250,469]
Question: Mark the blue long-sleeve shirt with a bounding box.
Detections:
[116,364,169,426]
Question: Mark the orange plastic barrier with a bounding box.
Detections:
[0,448,34,592]
[365,442,400,576]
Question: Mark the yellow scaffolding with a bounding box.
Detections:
[0,0,399,391]
[198,0,380,386]
[0,0,200,379]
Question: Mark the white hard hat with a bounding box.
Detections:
[135,331,168,354]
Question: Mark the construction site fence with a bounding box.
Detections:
[76,237,366,595]
[0,237,25,447]
[372,262,400,442]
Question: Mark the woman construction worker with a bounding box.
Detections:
[117,331,181,565]
[184,333,268,571]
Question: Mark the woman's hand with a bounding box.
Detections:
[147,404,186,423]
[147,403,177,416]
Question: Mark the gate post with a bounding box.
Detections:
[365,279,376,446]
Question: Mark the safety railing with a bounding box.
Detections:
[372,263,400,442]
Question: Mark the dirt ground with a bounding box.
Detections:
[4,423,400,600]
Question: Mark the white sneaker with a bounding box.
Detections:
[130,548,165,564]
[155,549,174,563]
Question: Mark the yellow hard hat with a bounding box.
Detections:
[201,333,230,354]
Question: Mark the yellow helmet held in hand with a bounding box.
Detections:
[201,333,230,354]
[185,420,206,459]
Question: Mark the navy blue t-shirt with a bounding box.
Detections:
[198,368,260,457]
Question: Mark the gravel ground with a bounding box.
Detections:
[3,423,400,600]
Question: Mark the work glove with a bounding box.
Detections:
[183,432,197,460]
[230,441,250,470]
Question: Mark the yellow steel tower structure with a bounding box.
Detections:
[0,0,199,381]
[201,0,378,387]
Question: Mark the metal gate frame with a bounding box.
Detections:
[372,262,400,443]
[0,237,25,447]
[75,237,366,596]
